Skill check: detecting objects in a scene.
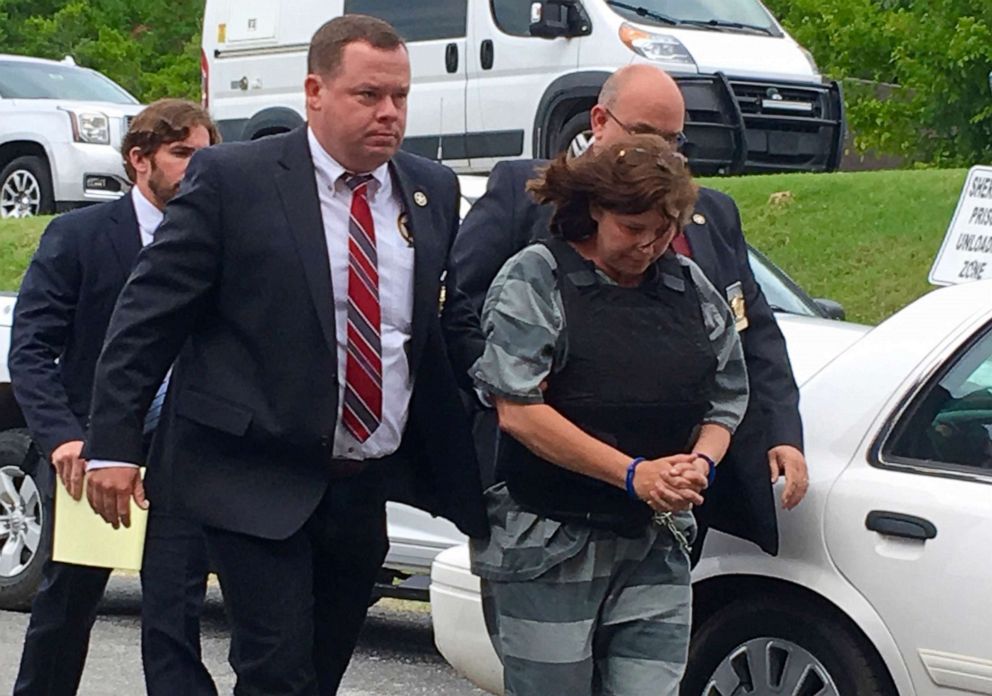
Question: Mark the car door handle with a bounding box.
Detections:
[865,511,937,540]
[480,40,494,70]
[445,43,458,74]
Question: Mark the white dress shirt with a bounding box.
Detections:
[307,128,415,460]
[87,187,163,471]
[132,185,163,247]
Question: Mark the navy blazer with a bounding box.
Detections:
[83,127,488,540]
[10,194,141,460]
[442,159,803,554]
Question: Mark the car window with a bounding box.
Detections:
[885,325,992,473]
[746,247,822,318]
[0,61,136,103]
[343,0,468,42]
[490,0,533,37]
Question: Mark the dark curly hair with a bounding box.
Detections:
[121,99,220,182]
[527,134,698,241]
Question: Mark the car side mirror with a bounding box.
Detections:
[530,0,591,39]
[814,298,846,320]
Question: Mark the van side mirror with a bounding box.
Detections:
[530,1,591,39]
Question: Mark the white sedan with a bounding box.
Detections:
[430,279,992,696]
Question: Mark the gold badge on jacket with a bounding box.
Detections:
[397,211,414,247]
[726,282,749,331]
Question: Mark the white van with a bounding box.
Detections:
[201,0,844,175]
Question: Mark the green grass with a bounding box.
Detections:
[0,215,51,293]
[0,168,970,323]
[699,169,968,325]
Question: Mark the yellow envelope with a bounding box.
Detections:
[52,472,148,571]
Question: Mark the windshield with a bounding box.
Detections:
[0,60,137,103]
[602,0,781,35]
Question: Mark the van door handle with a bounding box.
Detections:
[865,511,937,540]
[480,40,494,70]
[445,43,458,73]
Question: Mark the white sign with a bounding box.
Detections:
[930,165,992,285]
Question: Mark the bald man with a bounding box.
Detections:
[442,65,807,560]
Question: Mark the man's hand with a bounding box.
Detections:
[768,445,808,510]
[51,440,86,501]
[85,467,148,529]
[634,454,707,512]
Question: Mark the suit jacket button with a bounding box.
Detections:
[320,437,330,449]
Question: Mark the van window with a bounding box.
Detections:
[343,1,468,42]
[490,0,533,37]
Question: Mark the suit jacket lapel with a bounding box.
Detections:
[389,157,441,376]
[106,193,142,275]
[274,127,337,352]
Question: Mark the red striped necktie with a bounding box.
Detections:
[341,173,382,442]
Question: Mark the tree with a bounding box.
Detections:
[766,0,992,166]
[2,0,202,102]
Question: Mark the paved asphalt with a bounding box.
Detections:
[0,575,488,695]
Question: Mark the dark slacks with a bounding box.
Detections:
[204,464,389,696]
[140,512,217,696]
[12,559,111,696]
[13,461,111,696]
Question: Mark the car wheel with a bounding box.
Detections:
[556,111,593,159]
[682,596,894,696]
[0,156,55,219]
[0,429,49,611]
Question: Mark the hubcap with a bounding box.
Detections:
[0,169,42,219]
[568,129,594,159]
[704,637,839,696]
[0,466,43,578]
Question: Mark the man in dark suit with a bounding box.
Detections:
[82,15,487,695]
[443,65,808,558]
[8,100,219,695]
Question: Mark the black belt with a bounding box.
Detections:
[328,457,370,479]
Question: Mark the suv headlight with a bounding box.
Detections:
[65,110,111,145]
[619,23,696,65]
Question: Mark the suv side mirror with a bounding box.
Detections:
[530,1,591,39]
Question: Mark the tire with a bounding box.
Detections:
[0,156,55,219]
[555,110,593,159]
[681,595,894,696]
[0,428,50,611]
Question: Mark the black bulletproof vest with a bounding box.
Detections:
[497,238,718,535]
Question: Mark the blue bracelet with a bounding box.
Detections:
[625,457,645,500]
[694,452,717,486]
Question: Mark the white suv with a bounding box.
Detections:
[0,54,143,218]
